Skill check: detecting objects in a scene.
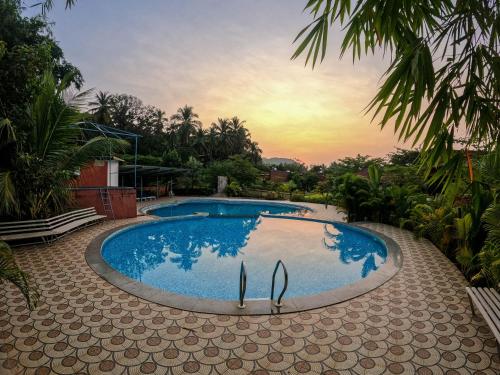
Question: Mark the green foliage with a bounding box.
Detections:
[0,241,38,310]
[162,149,181,167]
[482,203,500,251]
[203,156,260,190]
[225,181,242,197]
[0,72,126,220]
[328,154,384,176]
[121,154,163,166]
[403,202,456,254]
[0,0,82,125]
[332,173,371,222]
[294,0,499,192]
[388,148,420,166]
[471,244,500,288]
[87,92,263,166]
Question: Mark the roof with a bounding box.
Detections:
[119,165,188,176]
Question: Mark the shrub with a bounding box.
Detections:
[225,181,242,197]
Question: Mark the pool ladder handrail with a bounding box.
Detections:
[238,261,247,309]
[271,260,288,307]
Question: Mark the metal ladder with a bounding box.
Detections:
[99,188,115,220]
[237,260,289,309]
[271,260,288,307]
[238,261,247,309]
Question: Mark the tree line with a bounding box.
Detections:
[88,92,262,166]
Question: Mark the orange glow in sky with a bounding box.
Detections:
[46,0,411,165]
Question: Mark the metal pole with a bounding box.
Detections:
[134,137,138,188]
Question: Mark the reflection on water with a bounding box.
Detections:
[322,224,387,278]
[102,216,389,300]
[107,217,260,278]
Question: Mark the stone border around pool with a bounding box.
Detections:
[85,215,403,315]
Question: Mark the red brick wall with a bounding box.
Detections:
[75,161,108,187]
[72,188,137,219]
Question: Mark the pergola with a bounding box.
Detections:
[119,165,188,197]
[75,122,142,188]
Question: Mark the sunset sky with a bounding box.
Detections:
[38,0,410,165]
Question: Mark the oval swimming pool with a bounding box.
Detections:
[88,200,401,314]
[147,199,311,217]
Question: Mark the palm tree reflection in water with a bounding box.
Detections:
[322,224,387,278]
[119,218,261,278]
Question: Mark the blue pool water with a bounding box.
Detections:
[149,200,310,217]
[102,205,388,301]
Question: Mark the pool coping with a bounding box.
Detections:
[85,214,403,315]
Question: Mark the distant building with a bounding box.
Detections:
[268,169,290,182]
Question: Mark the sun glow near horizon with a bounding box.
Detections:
[45,0,410,165]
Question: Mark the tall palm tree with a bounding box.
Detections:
[0,71,127,219]
[0,241,38,310]
[228,116,249,155]
[88,91,113,125]
[212,118,232,159]
[169,105,202,149]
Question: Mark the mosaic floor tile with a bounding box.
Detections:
[0,199,498,374]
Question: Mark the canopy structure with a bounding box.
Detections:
[119,165,188,198]
[75,122,142,188]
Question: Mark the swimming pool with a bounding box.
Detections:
[146,199,311,217]
[88,199,401,314]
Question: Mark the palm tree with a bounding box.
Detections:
[88,91,113,125]
[212,118,232,159]
[228,116,249,155]
[169,105,202,150]
[0,241,38,310]
[0,71,127,219]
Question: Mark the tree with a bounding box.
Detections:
[329,154,384,176]
[212,118,232,159]
[169,105,202,147]
[388,148,420,166]
[97,93,167,156]
[293,0,499,189]
[88,91,112,125]
[0,72,126,219]
[0,0,82,125]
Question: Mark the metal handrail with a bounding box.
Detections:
[238,261,247,309]
[270,260,288,307]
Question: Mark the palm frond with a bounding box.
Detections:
[0,241,38,310]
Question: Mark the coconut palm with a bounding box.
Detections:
[0,241,38,310]
[212,118,233,159]
[0,71,127,219]
[88,91,113,125]
[229,116,249,155]
[293,0,499,190]
[169,105,202,149]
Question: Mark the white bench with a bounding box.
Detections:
[466,287,500,352]
[0,207,106,245]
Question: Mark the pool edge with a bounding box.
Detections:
[85,218,403,316]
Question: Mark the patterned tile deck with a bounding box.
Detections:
[1,205,499,374]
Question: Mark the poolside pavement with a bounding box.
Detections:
[1,199,498,374]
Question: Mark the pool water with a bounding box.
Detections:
[150,200,310,217]
[102,215,387,301]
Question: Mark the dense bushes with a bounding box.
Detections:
[326,154,499,289]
